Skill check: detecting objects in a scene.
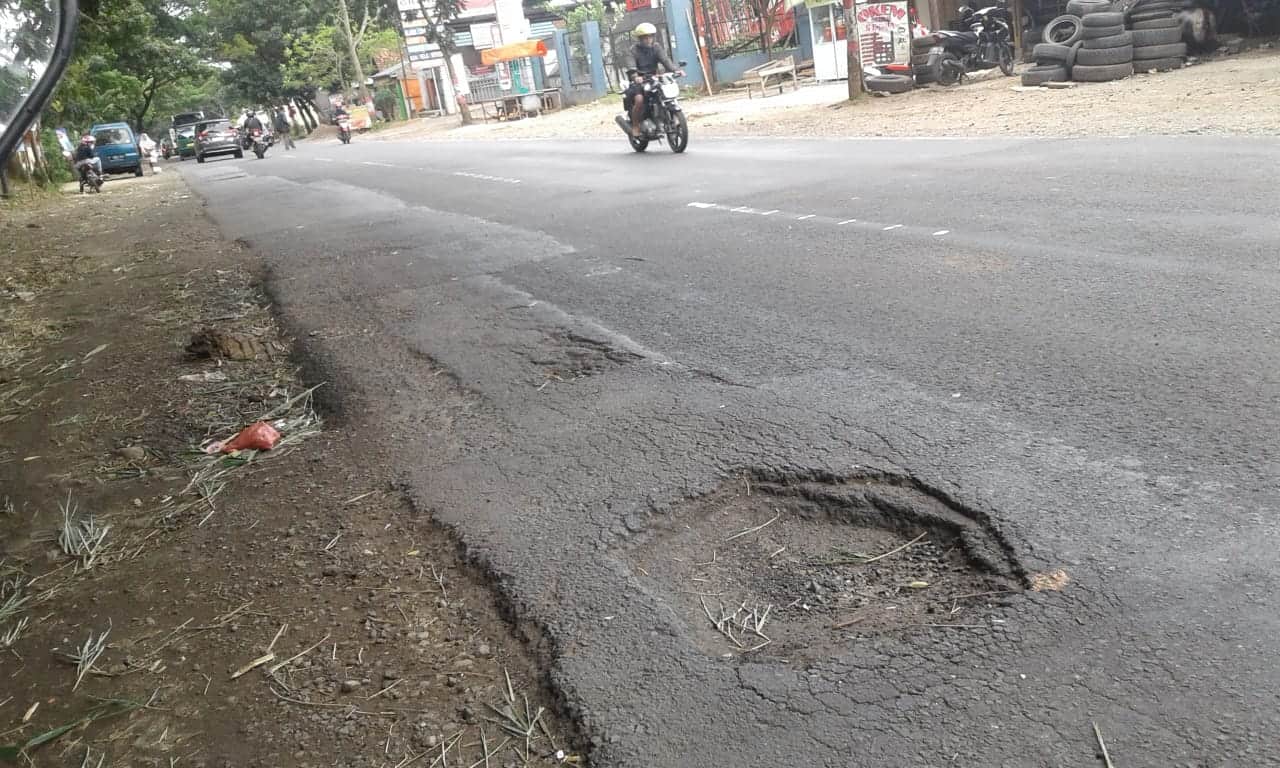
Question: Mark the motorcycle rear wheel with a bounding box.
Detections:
[667,112,689,154]
[935,53,964,85]
[254,147,265,159]
[998,44,1015,76]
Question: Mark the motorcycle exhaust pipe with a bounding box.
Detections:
[614,113,633,136]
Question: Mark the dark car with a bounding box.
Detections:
[193,118,243,163]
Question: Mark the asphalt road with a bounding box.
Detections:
[181,132,1280,767]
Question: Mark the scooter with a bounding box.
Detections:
[337,117,352,144]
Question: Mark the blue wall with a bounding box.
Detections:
[711,46,802,84]
[795,6,814,63]
[663,0,707,88]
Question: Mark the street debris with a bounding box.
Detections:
[215,420,281,453]
[178,370,229,383]
[1093,721,1117,768]
[1030,569,1071,591]
[186,327,271,361]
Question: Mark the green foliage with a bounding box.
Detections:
[40,129,73,185]
[373,85,400,119]
[562,0,606,32]
[44,0,209,131]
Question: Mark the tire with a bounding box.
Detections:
[1021,64,1068,85]
[866,73,915,93]
[1131,0,1175,10]
[667,111,689,154]
[1083,23,1125,39]
[998,44,1015,75]
[134,165,144,177]
[1131,25,1183,45]
[196,154,206,163]
[1132,56,1184,71]
[1065,0,1109,15]
[1182,6,1216,47]
[628,134,649,152]
[913,66,936,83]
[234,150,244,159]
[253,146,265,159]
[1043,15,1083,44]
[1072,61,1134,80]
[1033,42,1072,63]
[1082,11,1125,26]
[1130,16,1179,29]
[1076,44,1134,64]
[1129,9,1174,23]
[1132,41,1187,59]
[1084,30,1133,48]
[1065,40,1084,73]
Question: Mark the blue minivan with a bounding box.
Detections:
[90,122,145,177]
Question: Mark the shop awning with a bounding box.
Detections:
[480,39,548,65]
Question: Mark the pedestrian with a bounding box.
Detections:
[273,108,295,150]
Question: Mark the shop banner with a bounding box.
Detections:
[854,1,910,65]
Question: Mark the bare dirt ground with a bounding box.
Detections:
[367,48,1280,142]
[0,174,580,766]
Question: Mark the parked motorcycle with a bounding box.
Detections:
[926,4,1015,85]
[337,117,352,144]
[613,67,689,154]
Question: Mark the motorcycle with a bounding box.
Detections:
[613,67,689,154]
[925,5,1015,86]
[77,162,103,194]
[245,127,270,159]
[337,117,351,144]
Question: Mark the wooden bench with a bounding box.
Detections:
[742,55,799,98]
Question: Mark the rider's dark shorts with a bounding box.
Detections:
[623,79,648,110]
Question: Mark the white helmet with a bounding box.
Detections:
[634,22,657,38]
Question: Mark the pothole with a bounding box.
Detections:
[524,329,642,383]
[629,471,1024,660]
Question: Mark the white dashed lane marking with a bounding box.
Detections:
[453,171,521,184]
[685,201,952,242]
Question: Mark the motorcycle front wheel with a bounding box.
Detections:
[667,111,689,154]
[998,44,1014,76]
[254,146,265,159]
[628,134,649,153]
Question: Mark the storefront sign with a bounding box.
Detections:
[854,1,910,65]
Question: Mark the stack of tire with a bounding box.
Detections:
[1025,14,1084,85]
[1073,2,1135,83]
[1125,0,1187,72]
[912,35,936,84]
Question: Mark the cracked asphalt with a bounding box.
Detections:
[179,134,1280,767]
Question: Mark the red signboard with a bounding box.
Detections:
[626,0,652,10]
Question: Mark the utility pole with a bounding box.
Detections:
[845,0,864,100]
[336,0,371,102]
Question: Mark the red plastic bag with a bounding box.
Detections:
[220,421,281,453]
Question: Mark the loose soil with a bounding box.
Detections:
[371,48,1280,141]
[629,475,1021,662]
[0,174,580,767]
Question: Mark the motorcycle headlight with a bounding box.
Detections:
[661,82,680,98]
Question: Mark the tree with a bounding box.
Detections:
[745,0,786,57]
[335,0,371,101]
[44,0,209,131]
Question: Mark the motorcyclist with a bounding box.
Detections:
[623,23,683,138]
[241,110,264,148]
[72,134,101,179]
